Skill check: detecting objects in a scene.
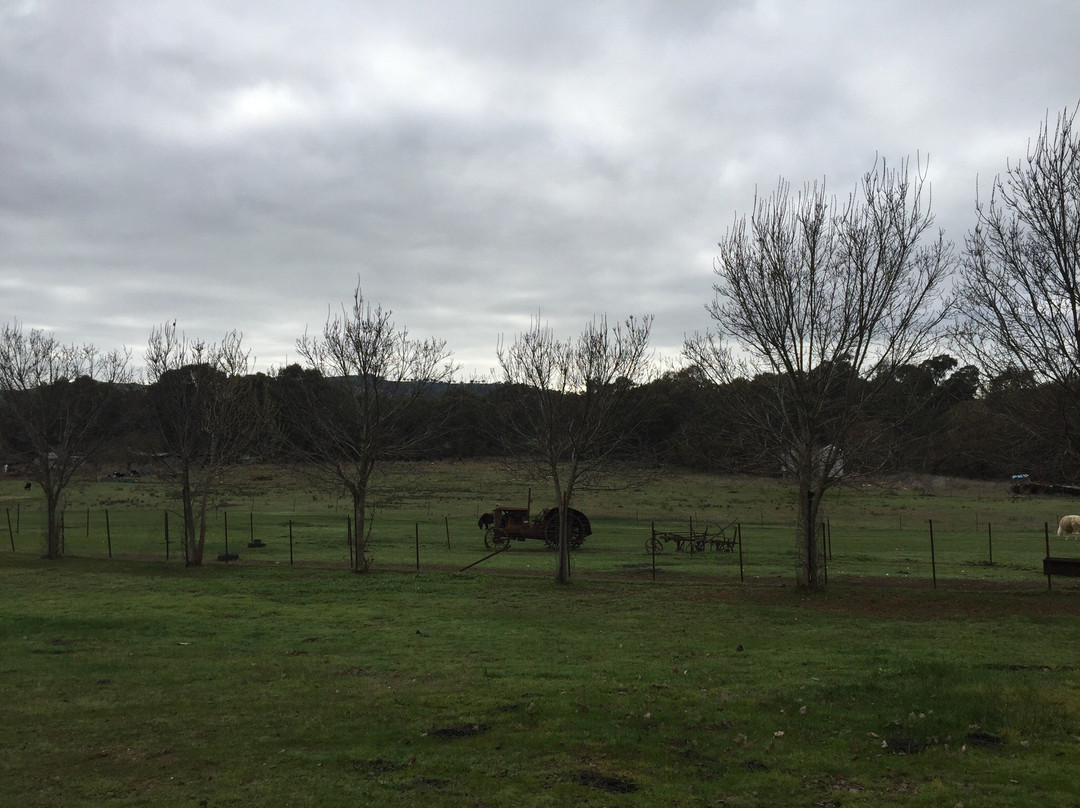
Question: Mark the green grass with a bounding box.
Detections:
[3,557,1080,806]
[0,461,1072,586]
[4,463,1080,804]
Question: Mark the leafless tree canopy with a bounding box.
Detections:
[686,159,954,589]
[497,315,653,584]
[290,285,456,572]
[0,322,132,558]
[957,104,1080,457]
[144,322,254,566]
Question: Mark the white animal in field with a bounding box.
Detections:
[1057,515,1080,538]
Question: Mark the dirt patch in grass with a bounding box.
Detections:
[353,757,406,774]
[966,730,1005,749]
[572,770,638,793]
[884,736,925,754]
[428,723,490,740]
[665,573,1080,620]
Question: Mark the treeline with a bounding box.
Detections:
[0,353,1058,483]
[371,356,1066,481]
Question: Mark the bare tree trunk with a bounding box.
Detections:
[195,486,210,565]
[555,496,571,585]
[796,465,823,591]
[181,470,198,566]
[44,491,61,560]
[350,485,371,572]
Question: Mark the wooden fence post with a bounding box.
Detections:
[929,519,937,590]
[651,521,656,581]
[821,520,828,587]
[1045,522,1052,592]
[737,522,744,583]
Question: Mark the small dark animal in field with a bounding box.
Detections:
[23,482,31,490]
[478,512,494,529]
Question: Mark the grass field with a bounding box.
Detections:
[0,460,1073,583]
[3,463,1080,805]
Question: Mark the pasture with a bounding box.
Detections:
[3,463,1080,806]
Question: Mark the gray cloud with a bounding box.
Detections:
[3,0,1079,376]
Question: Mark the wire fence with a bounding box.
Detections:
[3,500,1075,592]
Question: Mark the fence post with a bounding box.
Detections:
[105,509,112,559]
[6,508,14,551]
[821,520,828,587]
[347,516,353,570]
[445,516,451,550]
[415,522,420,570]
[164,510,170,561]
[289,520,294,566]
[1045,522,1052,592]
[737,522,744,583]
[987,522,993,566]
[929,519,937,590]
[651,521,656,581]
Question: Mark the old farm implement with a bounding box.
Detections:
[478,494,591,551]
[646,518,740,554]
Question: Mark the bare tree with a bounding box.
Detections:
[0,322,132,558]
[144,323,254,566]
[686,159,953,590]
[497,315,653,584]
[289,286,456,572]
[956,104,1080,467]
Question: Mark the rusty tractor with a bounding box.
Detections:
[478,499,591,551]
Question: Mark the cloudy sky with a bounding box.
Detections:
[2,0,1078,378]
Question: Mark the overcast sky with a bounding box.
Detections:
[2,0,1078,378]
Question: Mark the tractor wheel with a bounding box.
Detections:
[645,536,664,554]
[543,513,558,550]
[568,514,587,549]
[543,510,588,550]
[484,529,509,550]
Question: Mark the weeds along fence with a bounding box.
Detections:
[3,505,527,570]
[2,502,1072,589]
[3,506,360,566]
